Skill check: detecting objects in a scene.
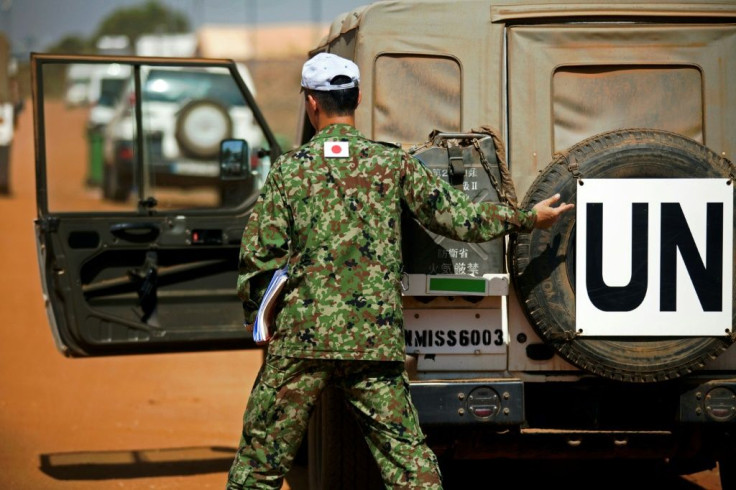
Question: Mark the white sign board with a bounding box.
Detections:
[576,179,732,336]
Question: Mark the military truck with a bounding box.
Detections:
[31,0,735,488]
[301,1,735,487]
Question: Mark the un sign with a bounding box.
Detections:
[576,179,733,337]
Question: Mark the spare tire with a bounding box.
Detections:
[175,99,233,159]
[510,129,735,383]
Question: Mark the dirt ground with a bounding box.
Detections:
[0,96,725,489]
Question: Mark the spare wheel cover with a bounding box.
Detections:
[175,99,233,159]
[510,129,735,383]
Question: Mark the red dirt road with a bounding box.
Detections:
[0,102,723,490]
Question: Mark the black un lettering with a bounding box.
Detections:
[660,202,723,312]
[585,202,723,312]
[586,202,649,311]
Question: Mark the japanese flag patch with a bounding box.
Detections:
[324,141,349,158]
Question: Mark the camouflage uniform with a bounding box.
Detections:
[227,123,536,489]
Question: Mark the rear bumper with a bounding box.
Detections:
[410,378,736,427]
[410,378,736,460]
[410,379,525,426]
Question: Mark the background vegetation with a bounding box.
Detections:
[47,1,191,55]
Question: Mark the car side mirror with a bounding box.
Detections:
[219,139,250,180]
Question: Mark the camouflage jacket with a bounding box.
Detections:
[238,123,536,361]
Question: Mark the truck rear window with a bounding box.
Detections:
[373,54,461,145]
[552,65,703,152]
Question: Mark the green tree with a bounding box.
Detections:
[92,0,191,48]
[47,34,94,54]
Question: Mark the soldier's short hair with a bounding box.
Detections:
[306,75,360,116]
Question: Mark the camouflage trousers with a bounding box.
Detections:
[226,354,443,489]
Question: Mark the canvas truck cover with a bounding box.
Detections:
[312,0,736,197]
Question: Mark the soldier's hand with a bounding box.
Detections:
[532,193,574,229]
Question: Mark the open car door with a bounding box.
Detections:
[32,54,281,356]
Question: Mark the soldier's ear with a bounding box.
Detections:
[306,94,319,113]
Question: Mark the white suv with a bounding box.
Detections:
[102,63,266,203]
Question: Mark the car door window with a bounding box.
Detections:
[41,60,270,213]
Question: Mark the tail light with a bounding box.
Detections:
[117,143,134,161]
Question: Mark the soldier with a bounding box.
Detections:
[227,52,573,489]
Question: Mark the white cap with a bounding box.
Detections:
[301,53,360,91]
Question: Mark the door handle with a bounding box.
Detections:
[110,222,160,242]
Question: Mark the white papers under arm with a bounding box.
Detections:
[252,267,289,343]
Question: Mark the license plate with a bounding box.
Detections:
[171,161,219,177]
[404,308,505,354]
